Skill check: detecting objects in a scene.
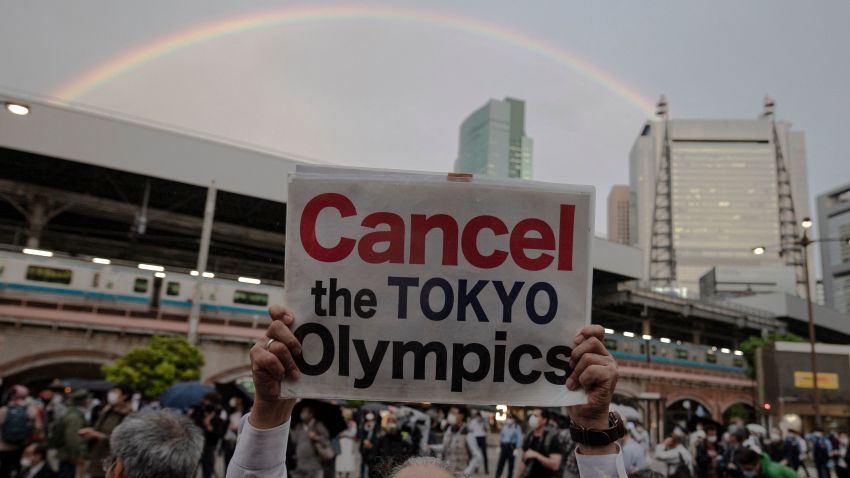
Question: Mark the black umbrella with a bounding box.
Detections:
[292,399,347,438]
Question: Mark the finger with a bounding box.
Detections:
[268,304,296,325]
[577,363,618,392]
[573,324,605,345]
[269,341,301,380]
[251,346,286,379]
[267,319,303,356]
[566,353,614,390]
[569,336,610,368]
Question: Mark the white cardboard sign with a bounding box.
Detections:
[282,166,594,406]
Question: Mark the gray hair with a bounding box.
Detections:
[390,456,460,478]
[109,410,204,478]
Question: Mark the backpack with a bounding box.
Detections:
[556,428,580,475]
[1,405,32,446]
[668,452,692,478]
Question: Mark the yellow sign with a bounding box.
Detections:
[794,371,839,389]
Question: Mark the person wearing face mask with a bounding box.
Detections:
[834,432,850,478]
[223,397,245,471]
[359,412,380,478]
[189,392,227,478]
[517,408,563,478]
[18,444,55,478]
[79,384,133,478]
[437,406,472,474]
[737,447,797,478]
[290,405,332,478]
[696,426,725,478]
[495,414,523,478]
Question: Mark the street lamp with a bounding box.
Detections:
[752,217,849,428]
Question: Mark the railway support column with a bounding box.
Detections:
[188,182,216,345]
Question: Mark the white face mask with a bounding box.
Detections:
[708,436,717,443]
[229,398,238,408]
[365,413,375,421]
[507,418,515,425]
[107,392,120,404]
[20,458,32,468]
[528,415,540,429]
[447,414,458,426]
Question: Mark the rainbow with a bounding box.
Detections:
[53,5,655,114]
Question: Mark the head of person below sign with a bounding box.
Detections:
[224,305,624,478]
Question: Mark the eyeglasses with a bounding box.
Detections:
[102,457,116,473]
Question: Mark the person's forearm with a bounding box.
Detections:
[248,398,295,429]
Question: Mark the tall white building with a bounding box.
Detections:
[629,98,810,298]
[454,97,533,179]
[817,183,850,313]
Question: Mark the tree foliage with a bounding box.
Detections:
[102,336,205,398]
[739,332,804,378]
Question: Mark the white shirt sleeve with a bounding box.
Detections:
[575,447,628,478]
[225,413,290,478]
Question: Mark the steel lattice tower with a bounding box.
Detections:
[762,97,807,297]
[649,95,677,291]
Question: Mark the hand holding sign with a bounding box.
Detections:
[247,305,300,429]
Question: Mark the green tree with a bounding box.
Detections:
[739,332,804,378]
[102,336,205,398]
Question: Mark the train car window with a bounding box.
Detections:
[604,338,618,351]
[706,353,717,364]
[676,349,689,359]
[234,290,268,306]
[92,273,100,288]
[26,265,72,284]
[134,278,149,293]
[166,282,181,296]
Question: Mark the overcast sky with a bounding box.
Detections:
[2,0,849,237]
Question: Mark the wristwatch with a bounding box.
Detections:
[568,411,626,447]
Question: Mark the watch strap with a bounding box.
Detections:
[569,412,625,447]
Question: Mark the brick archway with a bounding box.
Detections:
[205,365,252,384]
[0,349,121,378]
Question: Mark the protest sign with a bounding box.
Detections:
[282,166,594,406]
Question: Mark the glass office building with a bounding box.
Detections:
[817,183,850,313]
[630,118,810,298]
[454,97,533,179]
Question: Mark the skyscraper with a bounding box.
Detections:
[454,97,533,179]
[629,97,810,298]
[817,183,850,313]
[607,185,631,244]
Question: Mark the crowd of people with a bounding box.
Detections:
[3,302,850,478]
[0,383,248,478]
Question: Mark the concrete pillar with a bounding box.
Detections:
[642,318,651,336]
[692,330,701,345]
[25,200,47,249]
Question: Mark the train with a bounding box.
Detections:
[0,250,283,326]
[605,334,746,373]
[0,249,747,373]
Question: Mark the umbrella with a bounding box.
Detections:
[159,381,214,412]
[292,399,347,438]
[746,423,767,436]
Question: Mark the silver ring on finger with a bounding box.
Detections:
[265,338,276,350]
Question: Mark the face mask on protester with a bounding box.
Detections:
[506,418,515,425]
[229,398,238,408]
[447,414,458,426]
[20,458,32,469]
[528,415,540,429]
[708,436,717,443]
[386,423,399,433]
[742,469,758,478]
[365,413,375,422]
[300,413,311,422]
[107,392,120,404]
